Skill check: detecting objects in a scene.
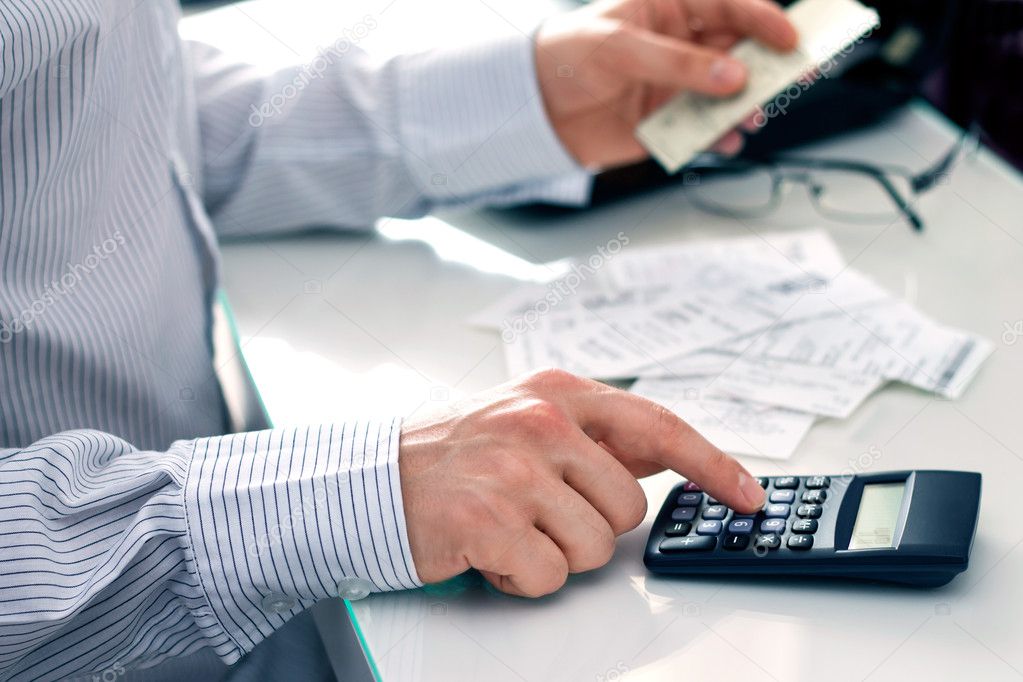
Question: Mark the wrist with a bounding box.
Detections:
[394,30,585,199]
[398,418,472,585]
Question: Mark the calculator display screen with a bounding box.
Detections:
[849,482,906,550]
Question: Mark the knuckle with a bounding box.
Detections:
[488,452,537,488]
[650,402,686,439]
[503,398,572,439]
[567,542,603,573]
[456,490,504,534]
[524,367,579,393]
[531,557,569,597]
[477,522,529,568]
[615,482,648,533]
[582,526,616,571]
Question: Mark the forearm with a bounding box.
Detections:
[0,421,418,681]
[189,30,591,237]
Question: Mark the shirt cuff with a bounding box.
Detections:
[180,419,421,659]
[394,29,591,205]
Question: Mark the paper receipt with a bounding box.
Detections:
[636,0,881,173]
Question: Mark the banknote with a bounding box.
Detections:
[636,0,880,172]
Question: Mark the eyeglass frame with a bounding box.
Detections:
[681,124,980,232]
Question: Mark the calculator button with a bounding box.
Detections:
[707,497,721,505]
[801,490,827,504]
[774,476,799,489]
[702,505,728,520]
[760,518,786,534]
[792,519,818,534]
[754,534,781,550]
[769,490,795,504]
[723,534,750,551]
[764,504,791,518]
[757,477,770,488]
[677,492,703,506]
[665,522,692,537]
[660,536,716,552]
[787,534,814,550]
[696,520,722,535]
[727,518,755,534]
[682,481,702,492]
[671,507,697,522]
[805,476,830,489]
[797,504,823,519]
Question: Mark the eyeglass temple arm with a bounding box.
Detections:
[910,124,978,193]
[872,172,925,232]
[775,158,926,232]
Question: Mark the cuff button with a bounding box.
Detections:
[261,593,296,614]
[336,577,374,601]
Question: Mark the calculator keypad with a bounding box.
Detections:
[659,475,832,556]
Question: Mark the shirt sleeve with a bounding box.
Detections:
[187,29,592,238]
[0,420,419,681]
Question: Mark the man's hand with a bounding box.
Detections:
[399,369,766,597]
[535,0,798,168]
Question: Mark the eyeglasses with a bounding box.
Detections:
[682,125,979,232]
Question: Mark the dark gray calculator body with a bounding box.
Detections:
[644,470,981,587]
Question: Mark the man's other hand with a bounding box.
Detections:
[535,0,798,168]
[399,369,766,597]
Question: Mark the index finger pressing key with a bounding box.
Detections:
[563,384,767,513]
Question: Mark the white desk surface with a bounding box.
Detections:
[196,3,1023,680]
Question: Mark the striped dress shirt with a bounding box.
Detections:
[0,1,589,679]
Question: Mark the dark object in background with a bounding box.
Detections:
[928,0,1023,168]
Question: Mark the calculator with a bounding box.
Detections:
[644,470,981,587]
